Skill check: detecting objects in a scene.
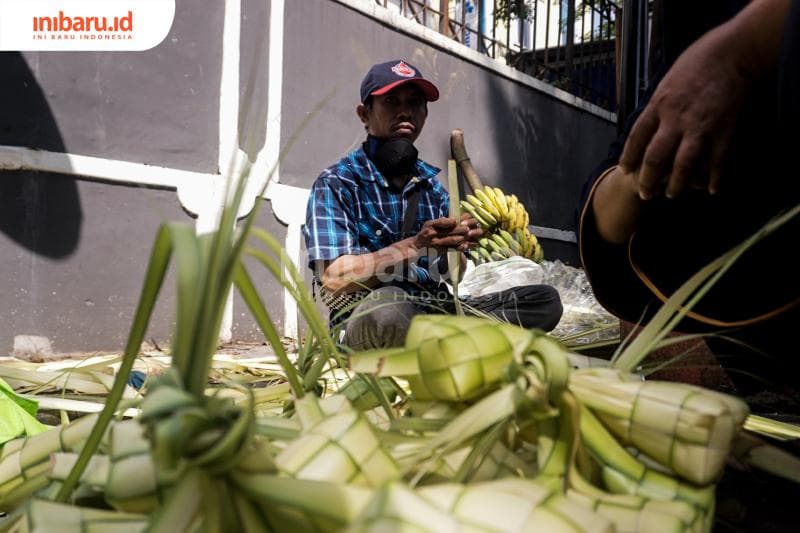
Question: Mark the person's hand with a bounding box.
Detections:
[619,22,753,200]
[413,215,482,252]
[459,211,482,240]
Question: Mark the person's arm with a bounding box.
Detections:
[589,166,643,244]
[619,0,792,200]
[318,239,416,294]
[320,215,480,294]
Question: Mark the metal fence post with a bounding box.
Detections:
[618,0,640,133]
[565,0,576,93]
[440,0,450,36]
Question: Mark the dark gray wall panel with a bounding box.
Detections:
[539,239,579,267]
[4,0,223,173]
[0,175,187,354]
[239,0,271,158]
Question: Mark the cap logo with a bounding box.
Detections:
[391,61,416,78]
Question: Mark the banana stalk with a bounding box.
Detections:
[450,129,484,194]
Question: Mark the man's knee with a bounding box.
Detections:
[529,285,563,331]
[358,287,414,318]
[343,287,420,349]
[494,284,563,331]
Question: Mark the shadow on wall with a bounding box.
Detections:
[0,52,82,259]
[481,74,616,266]
[483,75,582,264]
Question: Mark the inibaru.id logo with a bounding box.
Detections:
[1,0,174,51]
[33,10,134,40]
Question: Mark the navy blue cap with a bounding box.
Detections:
[359,60,440,103]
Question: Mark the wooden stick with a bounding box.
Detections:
[450,129,484,193]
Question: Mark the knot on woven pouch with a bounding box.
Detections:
[139,373,254,475]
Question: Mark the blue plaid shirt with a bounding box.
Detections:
[304,145,449,290]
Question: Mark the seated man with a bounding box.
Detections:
[304,59,563,350]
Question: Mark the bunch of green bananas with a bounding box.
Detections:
[460,186,544,264]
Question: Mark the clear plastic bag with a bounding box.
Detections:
[459,258,618,345]
[540,260,619,345]
[459,257,544,298]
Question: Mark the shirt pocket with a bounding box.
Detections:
[355,217,396,252]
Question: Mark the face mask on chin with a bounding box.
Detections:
[364,135,418,178]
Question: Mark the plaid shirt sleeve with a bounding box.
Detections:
[436,182,450,218]
[304,172,362,266]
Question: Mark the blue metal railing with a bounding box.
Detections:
[372,1,628,112]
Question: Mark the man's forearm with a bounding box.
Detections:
[321,237,424,293]
[734,0,792,79]
[590,166,643,244]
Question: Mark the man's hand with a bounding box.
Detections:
[618,0,790,200]
[413,214,482,252]
[619,25,749,200]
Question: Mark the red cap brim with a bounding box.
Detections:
[370,78,440,102]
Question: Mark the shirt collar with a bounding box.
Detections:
[350,146,440,188]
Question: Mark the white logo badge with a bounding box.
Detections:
[0,0,175,51]
[391,61,416,78]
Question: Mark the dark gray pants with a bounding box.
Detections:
[343,285,563,350]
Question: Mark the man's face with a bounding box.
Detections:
[358,84,428,143]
